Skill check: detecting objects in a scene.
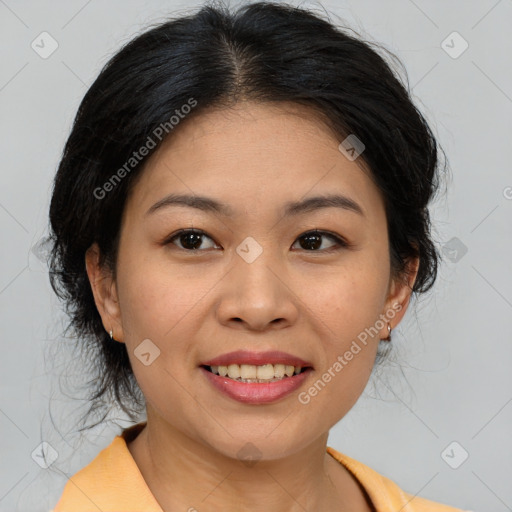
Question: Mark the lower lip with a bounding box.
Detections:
[201,367,311,404]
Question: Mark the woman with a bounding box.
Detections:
[48,1,466,510]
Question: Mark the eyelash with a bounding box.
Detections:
[163,229,350,253]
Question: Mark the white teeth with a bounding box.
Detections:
[256,364,275,380]
[240,364,257,379]
[285,365,295,377]
[227,364,241,379]
[208,363,305,382]
[274,364,285,378]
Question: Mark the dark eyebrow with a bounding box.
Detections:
[145,193,365,218]
[282,194,365,218]
[145,194,235,217]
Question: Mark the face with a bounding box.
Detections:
[87,101,416,460]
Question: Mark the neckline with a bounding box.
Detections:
[119,421,380,511]
[326,446,378,512]
[121,420,147,443]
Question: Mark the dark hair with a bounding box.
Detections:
[48,0,446,428]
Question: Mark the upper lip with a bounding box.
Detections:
[202,350,313,368]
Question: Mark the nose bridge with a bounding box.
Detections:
[216,235,298,330]
[234,235,282,302]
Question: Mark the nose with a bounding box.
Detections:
[215,248,299,332]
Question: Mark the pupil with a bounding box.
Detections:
[302,233,321,250]
[181,232,202,250]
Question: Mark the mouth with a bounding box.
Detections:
[201,363,312,383]
[200,351,314,404]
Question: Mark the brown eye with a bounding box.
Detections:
[292,230,347,252]
[166,229,219,251]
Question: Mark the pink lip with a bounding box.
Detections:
[202,350,312,367]
[201,366,312,404]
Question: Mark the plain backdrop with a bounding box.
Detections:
[0,0,511,511]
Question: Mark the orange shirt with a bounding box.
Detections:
[52,422,467,512]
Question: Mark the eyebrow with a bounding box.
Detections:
[145,193,365,218]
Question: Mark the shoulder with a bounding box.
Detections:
[327,446,471,512]
[52,423,161,512]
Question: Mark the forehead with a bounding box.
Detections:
[125,101,383,220]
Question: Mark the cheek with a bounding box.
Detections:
[116,246,210,343]
[114,251,204,411]
[303,254,389,341]
[294,252,388,415]
[297,279,382,429]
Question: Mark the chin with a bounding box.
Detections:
[194,422,322,464]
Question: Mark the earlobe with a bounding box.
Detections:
[85,243,124,343]
[382,256,420,336]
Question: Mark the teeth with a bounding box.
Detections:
[208,363,305,382]
[240,364,257,379]
[256,364,275,380]
[227,364,241,379]
[274,364,285,378]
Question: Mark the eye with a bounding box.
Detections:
[165,229,220,251]
[164,228,348,253]
[291,230,348,252]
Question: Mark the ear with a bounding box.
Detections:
[85,243,124,343]
[379,256,420,338]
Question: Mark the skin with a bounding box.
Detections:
[86,100,419,512]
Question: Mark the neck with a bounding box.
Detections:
[127,413,371,512]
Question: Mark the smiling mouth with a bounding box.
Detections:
[202,363,312,383]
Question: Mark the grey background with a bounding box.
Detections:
[1,0,511,511]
